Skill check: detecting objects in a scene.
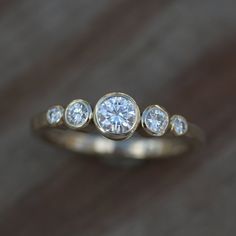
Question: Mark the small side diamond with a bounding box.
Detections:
[142,105,169,136]
[65,99,92,129]
[46,105,64,125]
[170,115,188,136]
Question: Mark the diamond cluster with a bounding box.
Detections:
[94,93,139,138]
[46,93,188,139]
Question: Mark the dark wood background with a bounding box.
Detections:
[0,0,236,235]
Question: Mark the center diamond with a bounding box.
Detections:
[95,93,139,137]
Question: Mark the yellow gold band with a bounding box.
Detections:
[32,112,204,160]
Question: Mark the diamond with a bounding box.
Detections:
[142,105,169,136]
[170,115,188,136]
[94,93,140,139]
[46,105,64,125]
[65,99,92,129]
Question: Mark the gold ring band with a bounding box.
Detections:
[32,92,205,160]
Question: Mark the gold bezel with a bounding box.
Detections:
[170,114,188,136]
[64,99,93,130]
[46,105,65,127]
[141,104,170,137]
[93,92,140,140]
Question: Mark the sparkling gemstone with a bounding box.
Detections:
[95,94,139,136]
[65,100,91,128]
[142,105,169,136]
[170,115,188,136]
[46,105,64,125]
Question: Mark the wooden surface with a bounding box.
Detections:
[0,0,236,235]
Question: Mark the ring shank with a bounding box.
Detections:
[32,113,205,159]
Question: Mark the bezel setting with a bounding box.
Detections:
[93,92,140,140]
[170,115,188,136]
[46,105,64,126]
[64,99,92,129]
[141,105,169,136]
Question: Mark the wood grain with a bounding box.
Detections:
[0,0,236,235]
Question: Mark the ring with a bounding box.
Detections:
[32,92,205,160]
